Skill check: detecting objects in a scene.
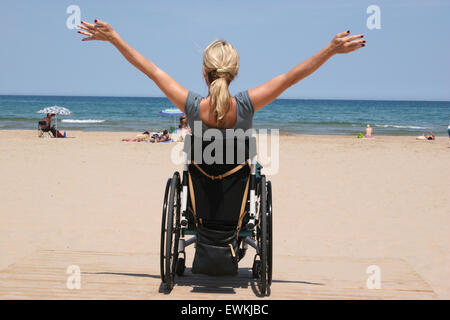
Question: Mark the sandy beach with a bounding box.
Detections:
[0,130,449,299]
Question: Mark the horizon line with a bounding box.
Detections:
[0,93,449,104]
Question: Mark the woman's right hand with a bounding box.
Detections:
[77,19,119,43]
[327,30,366,55]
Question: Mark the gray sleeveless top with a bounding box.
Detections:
[184,90,255,135]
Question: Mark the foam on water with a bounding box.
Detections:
[62,119,106,123]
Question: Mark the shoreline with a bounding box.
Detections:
[1,129,449,138]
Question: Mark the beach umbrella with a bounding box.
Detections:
[37,106,72,135]
[159,108,184,131]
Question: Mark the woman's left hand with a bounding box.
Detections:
[77,19,118,42]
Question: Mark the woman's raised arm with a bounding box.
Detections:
[248,30,365,111]
[78,19,188,112]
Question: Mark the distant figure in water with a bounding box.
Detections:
[448,125,450,138]
[364,124,373,138]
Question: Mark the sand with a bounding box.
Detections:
[0,130,449,299]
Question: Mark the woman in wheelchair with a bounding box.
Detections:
[77,20,364,294]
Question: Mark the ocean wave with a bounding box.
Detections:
[62,119,106,123]
[374,124,428,129]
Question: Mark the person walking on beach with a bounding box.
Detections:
[77,19,365,133]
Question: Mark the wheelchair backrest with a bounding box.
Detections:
[183,135,256,228]
[183,134,257,166]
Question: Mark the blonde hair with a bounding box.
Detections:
[202,40,239,127]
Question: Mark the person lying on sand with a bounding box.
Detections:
[416,132,435,141]
[122,131,150,142]
[425,131,435,140]
[416,133,426,140]
[150,130,170,143]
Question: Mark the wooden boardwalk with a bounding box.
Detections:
[0,250,436,299]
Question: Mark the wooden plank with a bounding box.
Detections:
[0,250,436,299]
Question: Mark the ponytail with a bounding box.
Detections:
[202,40,240,127]
[209,77,231,126]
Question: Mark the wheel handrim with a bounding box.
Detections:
[160,178,172,283]
[164,172,180,290]
[258,176,268,295]
[267,181,273,286]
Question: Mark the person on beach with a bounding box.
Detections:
[39,113,64,138]
[425,131,435,140]
[416,133,426,140]
[77,19,365,135]
[122,131,151,142]
[176,116,192,141]
[364,124,373,138]
[448,125,450,138]
[150,130,171,143]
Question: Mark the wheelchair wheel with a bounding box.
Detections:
[267,180,273,286]
[160,172,181,291]
[257,175,269,295]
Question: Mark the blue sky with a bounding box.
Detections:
[1,0,449,100]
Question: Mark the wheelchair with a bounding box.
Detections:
[160,134,273,295]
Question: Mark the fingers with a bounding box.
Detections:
[336,30,350,38]
[94,19,108,27]
[335,31,366,52]
[81,37,96,42]
[347,39,366,46]
[346,40,365,48]
[80,20,96,31]
[77,30,96,41]
[77,30,92,37]
[347,41,366,52]
[344,34,364,42]
[78,25,91,32]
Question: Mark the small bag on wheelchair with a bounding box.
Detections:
[192,224,238,276]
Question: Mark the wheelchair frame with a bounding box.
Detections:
[160,147,273,295]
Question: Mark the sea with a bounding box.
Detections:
[0,95,449,136]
